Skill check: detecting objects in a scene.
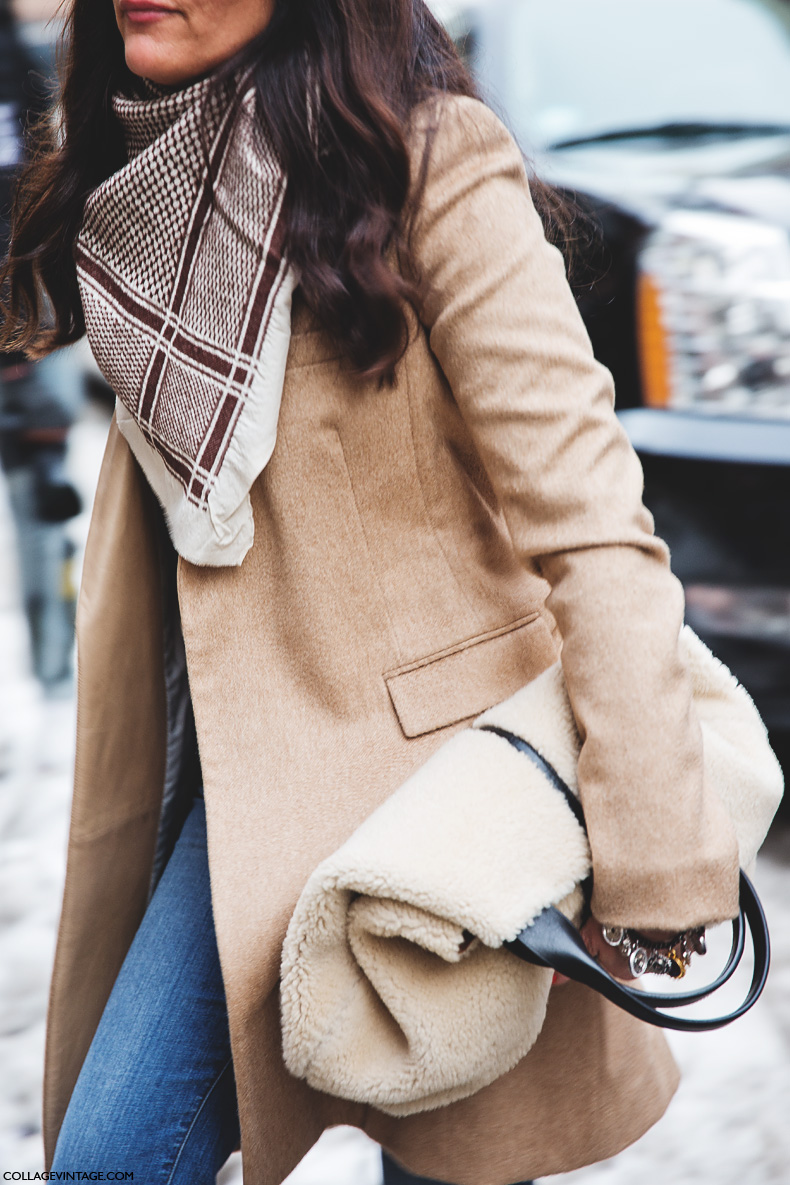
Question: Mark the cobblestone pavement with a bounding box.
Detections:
[2,414,789,1184]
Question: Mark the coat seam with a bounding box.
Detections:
[64,805,163,847]
[42,799,85,1166]
[333,427,404,667]
[384,610,540,679]
[403,344,483,626]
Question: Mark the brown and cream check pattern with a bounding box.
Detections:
[77,74,296,565]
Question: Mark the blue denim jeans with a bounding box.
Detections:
[52,796,533,1185]
[51,798,239,1182]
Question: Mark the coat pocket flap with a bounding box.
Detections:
[384,614,557,738]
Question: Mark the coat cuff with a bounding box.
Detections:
[590,839,741,931]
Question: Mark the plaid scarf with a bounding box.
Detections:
[76,75,296,566]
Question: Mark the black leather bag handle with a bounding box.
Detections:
[479,725,771,1031]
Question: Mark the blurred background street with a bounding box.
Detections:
[4,0,790,1181]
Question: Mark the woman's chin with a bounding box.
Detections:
[124,39,196,86]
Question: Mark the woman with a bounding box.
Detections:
[0,0,740,1182]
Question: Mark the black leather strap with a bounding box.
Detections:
[484,726,771,1030]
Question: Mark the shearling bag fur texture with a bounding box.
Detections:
[280,627,783,1116]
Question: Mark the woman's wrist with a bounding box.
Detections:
[552,917,709,987]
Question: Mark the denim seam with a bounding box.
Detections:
[164,1056,235,1185]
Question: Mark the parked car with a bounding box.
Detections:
[441,0,790,741]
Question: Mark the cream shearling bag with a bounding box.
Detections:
[280,627,783,1116]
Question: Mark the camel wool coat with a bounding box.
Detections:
[44,96,741,1184]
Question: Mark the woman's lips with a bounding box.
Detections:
[119,1,178,23]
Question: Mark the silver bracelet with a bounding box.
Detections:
[601,925,707,978]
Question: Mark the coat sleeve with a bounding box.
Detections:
[406,96,740,931]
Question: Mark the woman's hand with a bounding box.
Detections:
[551,917,677,985]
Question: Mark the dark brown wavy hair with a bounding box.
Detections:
[0,0,571,382]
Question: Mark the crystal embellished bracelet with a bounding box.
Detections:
[601,925,707,978]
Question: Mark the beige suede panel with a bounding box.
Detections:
[42,96,759,1183]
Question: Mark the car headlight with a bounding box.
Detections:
[637,210,790,418]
